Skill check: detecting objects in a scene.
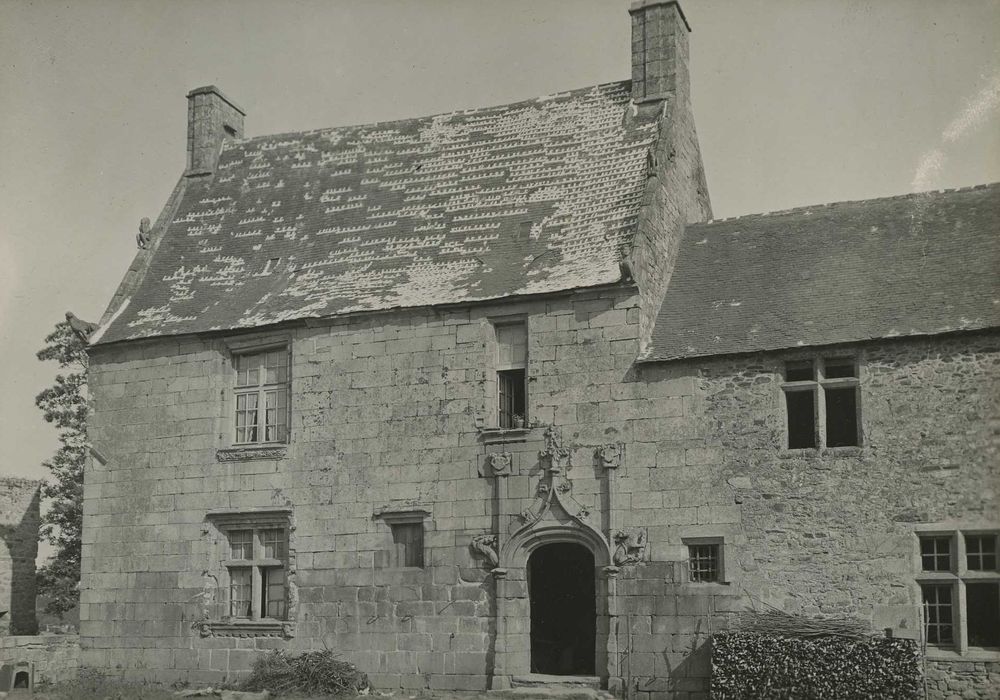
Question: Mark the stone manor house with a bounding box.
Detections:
[80,2,1000,697]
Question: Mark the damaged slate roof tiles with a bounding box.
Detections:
[95,82,659,344]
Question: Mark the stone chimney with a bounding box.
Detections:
[186,86,245,175]
[629,0,691,104]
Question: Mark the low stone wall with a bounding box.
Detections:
[0,634,79,685]
[926,659,1000,700]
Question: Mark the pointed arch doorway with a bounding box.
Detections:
[527,542,597,675]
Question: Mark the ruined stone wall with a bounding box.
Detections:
[0,634,79,685]
[82,304,999,698]
[0,477,40,636]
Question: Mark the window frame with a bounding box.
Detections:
[222,525,289,621]
[492,319,528,429]
[682,536,727,585]
[781,356,862,450]
[226,338,292,447]
[203,508,294,635]
[914,526,1000,656]
[375,509,430,570]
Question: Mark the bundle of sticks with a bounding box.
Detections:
[735,609,873,640]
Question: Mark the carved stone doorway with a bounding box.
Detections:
[528,542,596,676]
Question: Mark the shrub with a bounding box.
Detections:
[239,650,370,696]
[711,632,921,700]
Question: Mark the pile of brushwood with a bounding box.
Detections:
[239,650,370,696]
[711,610,921,700]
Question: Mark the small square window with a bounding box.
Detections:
[920,535,953,572]
[967,534,998,572]
[390,522,424,568]
[785,360,815,382]
[229,529,253,560]
[688,543,720,583]
[823,358,857,379]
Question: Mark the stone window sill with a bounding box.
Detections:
[681,581,733,592]
[778,446,864,459]
[216,445,288,462]
[924,647,1000,662]
[195,619,294,639]
[479,427,533,444]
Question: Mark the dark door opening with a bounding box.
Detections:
[528,542,596,675]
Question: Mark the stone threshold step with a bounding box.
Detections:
[512,675,601,688]
[491,675,612,700]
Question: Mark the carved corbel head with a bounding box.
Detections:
[597,443,623,469]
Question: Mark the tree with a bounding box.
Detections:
[35,320,88,615]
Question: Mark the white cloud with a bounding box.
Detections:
[943,72,1000,143]
[912,70,1000,192]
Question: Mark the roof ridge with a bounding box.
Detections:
[701,181,1000,226]
[228,79,633,147]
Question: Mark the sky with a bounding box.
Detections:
[1,0,998,497]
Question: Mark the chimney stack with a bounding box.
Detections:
[629,0,691,104]
[186,86,245,175]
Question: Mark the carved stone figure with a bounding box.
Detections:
[539,426,570,473]
[65,311,98,343]
[613,528,647,565]
[136,217,152,249]
[470,534,499,568]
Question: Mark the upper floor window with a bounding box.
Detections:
[782,357,860,449]
[234,347,290,444]
[916,530,1000,651]
[495,321,527,428]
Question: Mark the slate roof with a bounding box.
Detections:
[644,183,1000,361]
[94,82,658,344]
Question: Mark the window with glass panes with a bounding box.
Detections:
[234,348,289,444]
[782,357,860,449]
[225,526,289,620]
[495,322,527,428]
[916,530,1000,652]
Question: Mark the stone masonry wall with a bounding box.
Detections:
[926,659,1000,700]
[630,331,1000,700]
[0,477,40,636]
[0,634,79,685]
[82,287,645,690]
[82,299,999,699]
